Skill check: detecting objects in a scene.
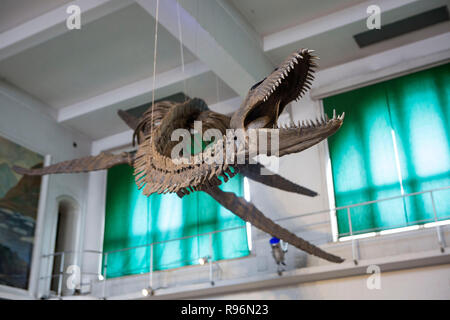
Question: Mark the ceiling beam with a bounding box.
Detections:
[57,60,209,123]
[263,0,421,52]
[135,0,273,97]
[0,0,134,61]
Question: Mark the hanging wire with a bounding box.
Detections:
[150,0,160,138]
[176,1,188,101]
[147,0,160,278]
[214,2,221,106]
[194,0,202,261]
[147,195,151,274]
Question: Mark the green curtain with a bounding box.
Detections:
[386,65,450,224]
[103,164,249,278]
[324,63,450,237]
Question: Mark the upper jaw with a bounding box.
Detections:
[259,48,318,104]
[232,48,319,130]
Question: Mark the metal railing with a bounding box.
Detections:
[338,186,449,263]
[39,185,449,299]
[39,250,103,298]
[100,224,246,298]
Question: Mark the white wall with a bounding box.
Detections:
[207,264,450,300]
[0,80,91,299]
[80,170,107,287]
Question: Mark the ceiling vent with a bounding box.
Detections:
[354,6,449,48]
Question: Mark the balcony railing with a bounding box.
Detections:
[39,185,449,299]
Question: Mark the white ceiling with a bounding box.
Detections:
[0,3,198,109]
[1,0,449,144]
[0,0,72,33]
[229,0,367,36]
[259,0,450,68]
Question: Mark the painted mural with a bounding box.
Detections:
[0,136,43,289]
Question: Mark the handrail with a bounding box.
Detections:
[337,215,450,237]
[274,185,450,222]
[337,185,449,210]
[41,185,449,258]
[42,249,102,258]
[104,225,246,255]
[39,185,449,299]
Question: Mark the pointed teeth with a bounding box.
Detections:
[339,112,345,120]
[333,109,336,119]
[292,116,330,130]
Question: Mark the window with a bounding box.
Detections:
[323,63,450,238]
[102,164,250,278]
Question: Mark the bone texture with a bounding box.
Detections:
[13,152,134,176]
